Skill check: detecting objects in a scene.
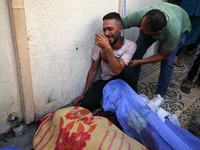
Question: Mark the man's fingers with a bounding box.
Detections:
[95,41,100,46]
[77,101,82,106]
[95,33,106,40]
[73,99,78,106]
[128,60,133,65]
[95,33,101,39]
[101,33,106,38]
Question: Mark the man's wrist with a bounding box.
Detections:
[137,59,143,65]
[105,46,112,54]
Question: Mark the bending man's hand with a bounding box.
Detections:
[129,59,141,67]
[73,94,85,106]
[95,33,111,50]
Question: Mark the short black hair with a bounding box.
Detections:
[103,12,122,26]
[144,9,167,32]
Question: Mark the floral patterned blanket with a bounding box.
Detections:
[33,106,148,150]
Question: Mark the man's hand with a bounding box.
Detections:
[73,94,85,106]
[129,59,141,67]
[95,33,111,50]
[129,49,172,67]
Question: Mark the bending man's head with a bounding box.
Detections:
[140,9,167,35]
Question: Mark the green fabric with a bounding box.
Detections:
[122,2,191,52]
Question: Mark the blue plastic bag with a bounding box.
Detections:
[1,147,22,150]
[103,79,200,150]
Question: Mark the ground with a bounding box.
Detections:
[0,122,37,150]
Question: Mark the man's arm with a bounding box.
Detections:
[122,11,143,29]
[104,47,126,75]
[95,33,126,75]
[129,49,172,67]
[73,60,99,106]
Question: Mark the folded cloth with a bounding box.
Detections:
[139,94,180,125]
[102,79,200,150]
[33,106,147,150]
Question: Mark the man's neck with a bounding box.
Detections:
[111,37,123,50]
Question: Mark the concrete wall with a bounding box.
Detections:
[24,0,119,119]
[0,0,23,134]
[0,0,164,135]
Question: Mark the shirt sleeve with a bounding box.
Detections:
[122,8,149,29]
[121,41,137,65]
[92,44,101,61]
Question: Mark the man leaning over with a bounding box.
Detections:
[122,2,191,106]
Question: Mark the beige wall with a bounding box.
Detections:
[24,0,119,119]
[0,0,164,135]
[0,0,23,134]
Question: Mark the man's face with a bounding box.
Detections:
[103,19,122,45]
[139,17,160,36]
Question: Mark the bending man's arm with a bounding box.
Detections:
[129,49,172,67]
[95,33,126,75]
[73,60,99,106]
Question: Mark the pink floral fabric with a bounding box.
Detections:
[33,106,148,150]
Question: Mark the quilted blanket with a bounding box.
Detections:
[33,106,148,150]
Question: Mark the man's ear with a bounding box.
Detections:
[119,25,123,32]
[156,30,161,34]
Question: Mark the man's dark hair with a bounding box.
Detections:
[144,9,167,32]
[103,12,122,26]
